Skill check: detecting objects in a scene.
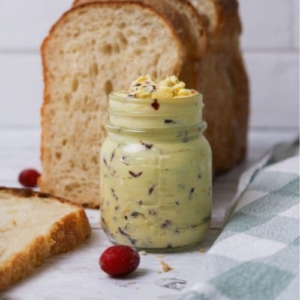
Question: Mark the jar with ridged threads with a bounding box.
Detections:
[99,91,212,251]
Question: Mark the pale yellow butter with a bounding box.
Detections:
[99,75,211,250]
[128,74,197,99]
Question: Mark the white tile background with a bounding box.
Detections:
[0,0,299,129]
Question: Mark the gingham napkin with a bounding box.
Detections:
[179,139,299,300]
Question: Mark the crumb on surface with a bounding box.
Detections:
[156,254,165,258]
[138,250,147,256]
[199,248,206,253]
[160,260,174,272]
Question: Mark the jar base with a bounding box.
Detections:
[105,234,206,253]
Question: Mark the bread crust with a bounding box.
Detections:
[190,0,241,37]
[0,187,91,291]
[212,0,242,36]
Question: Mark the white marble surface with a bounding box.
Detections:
[0,127,297,299]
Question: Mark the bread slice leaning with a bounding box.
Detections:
[0,187,91,292]
[40,1,187,207]
[190,0,249,173]
[190,0,242,38]
[72,0,207,59]
[71,0,207,88]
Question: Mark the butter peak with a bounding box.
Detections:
[128,75,197,99]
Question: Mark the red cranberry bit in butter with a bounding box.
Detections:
[151,99,160,110]
[140,141,153,149]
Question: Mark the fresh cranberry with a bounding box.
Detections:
[99,245,140,277]
[18,169,41,187]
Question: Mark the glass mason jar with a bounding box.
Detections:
[100,92,212,251]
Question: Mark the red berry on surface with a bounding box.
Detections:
[18,169,41,188]
[99,245,140,277]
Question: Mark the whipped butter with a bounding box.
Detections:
[128,74,197,99]
[100,75,212,251]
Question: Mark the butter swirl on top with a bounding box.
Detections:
[128,75,197,99]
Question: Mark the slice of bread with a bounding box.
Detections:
[73,0,207,59]
[190,0,242,38]
[71,0,207,89]
[40,1,191,207]
[0,187,91,291]
[189,0,249,173]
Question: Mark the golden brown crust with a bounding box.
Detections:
[213,0,242,36]
[0,186,87,208]
[171,0,207,55]
[0,236,52,292]
[0,187,91,291]
[49,209,91,254]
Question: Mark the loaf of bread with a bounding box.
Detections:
[40,0,249,207]
[0,187,91,291]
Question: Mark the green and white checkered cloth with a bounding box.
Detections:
[179,139,299,300]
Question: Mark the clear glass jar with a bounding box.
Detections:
[100,92,212,251]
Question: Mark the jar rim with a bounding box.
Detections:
[109,91,202,105]
[108,91,204,129]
